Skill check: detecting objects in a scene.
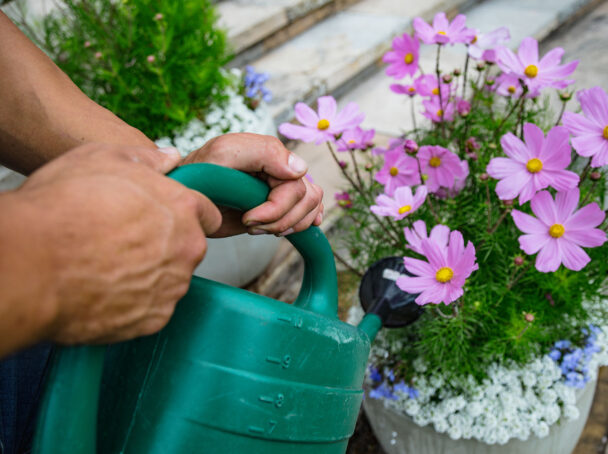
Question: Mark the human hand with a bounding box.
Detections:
[16,143,222,345]
[182,133,324,237]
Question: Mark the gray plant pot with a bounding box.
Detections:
[363,378,596,454]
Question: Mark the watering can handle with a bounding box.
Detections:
[32,163,340,454]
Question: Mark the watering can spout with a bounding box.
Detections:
[357,314,382,342]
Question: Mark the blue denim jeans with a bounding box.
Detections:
[0,344,53,454]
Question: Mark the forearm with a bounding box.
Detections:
[0,191,57,358]
[0,12,155,175]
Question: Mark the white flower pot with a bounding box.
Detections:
[363,378,596,454]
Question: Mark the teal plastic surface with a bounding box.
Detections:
[33,163,382,454]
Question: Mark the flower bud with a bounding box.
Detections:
[404,139,418,153]
[559,91,572,101]
[84,41,91,48]
[365,163,373,172]
[442,74,453,84]
[452,68,461,77]
[524,312,535,322]
[503,199,514,206]
[485,78,495,86]
[590,171,602,181]
[466,151,478,161]
[147,55,156,63]
[476,62,486,71]
[514,256,524,266]
[154,13,164,21]
[479,173,489,181]
[339,160,348,169]
[94,51,103,59]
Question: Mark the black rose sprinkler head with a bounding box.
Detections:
[359,256,423,328]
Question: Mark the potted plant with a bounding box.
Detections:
[278,11,608,453]
[7,0,280,286]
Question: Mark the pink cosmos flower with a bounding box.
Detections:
[415,74,451,98]
[495,73,540,99]
[375,148,420,196]
[435,160,469,198]
[496,37,578,94]
[413,12,475,45]
[383,33,420,79]
[370,186,428,220]
[397,230,478,305]
[511,188,606,272]
[563,86,608,167]
[418,146,466,193]
[278,96,364,145]
[456,99,471,116]
[468,27,510,63]
[487,124,579,204]
[336,127,375,151]
[422,97,455,123]
[403,220,450,255]
[390,83,417,97]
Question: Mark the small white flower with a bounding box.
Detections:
[563,404,580,421]
[532,422,550,438]
[447,425,462,440]
[434,419,448,433]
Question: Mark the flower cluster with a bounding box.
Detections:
[243,65,272,107]
[359,315,608,446]
[282,9,608,443]
[549,325,602,388]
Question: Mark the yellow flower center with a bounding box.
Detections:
[508,85,516,94]
[524,64,538,78]
[408,86,416,93]
[549,224,565,238]
[526,158,543,173]
[471,35,478,44]
[436,109,443,118]
[389,166,399,177]
[317,119,330,130]
[435,267,454,283]
[348,139,356,144]
[429,156,441,168]
[404,53,414,64]
[432,88,440,95]
[398,205,412,214]
[603,125,608,140]
[437,31,446,35]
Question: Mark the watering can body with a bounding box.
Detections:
[33,164,382,454]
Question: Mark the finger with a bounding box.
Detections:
[242,178,307,227]
[116,145,182,174]
[208,207,248,238]
[196,133,308,180]
[186,189,223,235]
[313,202,324,226]
[248,179,322,235]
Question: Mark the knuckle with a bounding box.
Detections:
[293,180,306,199]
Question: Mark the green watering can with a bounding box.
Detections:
[32,163,386,454]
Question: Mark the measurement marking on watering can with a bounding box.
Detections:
[266,354,291,369]
[259,393,285,408]
[277,315,303,328]
[248,420,277,435]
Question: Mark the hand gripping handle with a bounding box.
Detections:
[32,163,338,454]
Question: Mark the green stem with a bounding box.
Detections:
[487,208,510,235]
[333,250,363,277]
[462,51,470,100]
[554,100,568,127]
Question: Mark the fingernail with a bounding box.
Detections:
[278,228,294,237]
[158,146,180,157]
[249,228,267,235]
[244,220,261,227]
[288,153,308,174]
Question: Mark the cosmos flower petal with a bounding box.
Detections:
[403,257,436,277]
[396,275,436,294]
[429,224,450,248]
[500,132,531,162]
[523,123,545,156]
[278,123,323,143]
[518,37,539,64]
[544,169,579,191]
[562,112,600,136]
[530,190,557,225]
[317,96,337,120]
[496,46,523,73]
[578,86,608,124]
[447,231,465,266]
[420,239,447,268]
[538,47,564,68]
[294,102,320,127]
[565,202,605,230]
[512,209,547,234]
[535,239,561,272]
[495,171,531,200]
[564,229,607,248]
[559,240,591,271]
[542,60,578,80]
[591,143,608,167]
[519,233,550,255]
[487,157,524,179]
[554,188,579,220]
[571,135,606,157]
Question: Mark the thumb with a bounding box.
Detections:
[122,146,182,174]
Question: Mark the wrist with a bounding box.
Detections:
[0,190,59,356]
